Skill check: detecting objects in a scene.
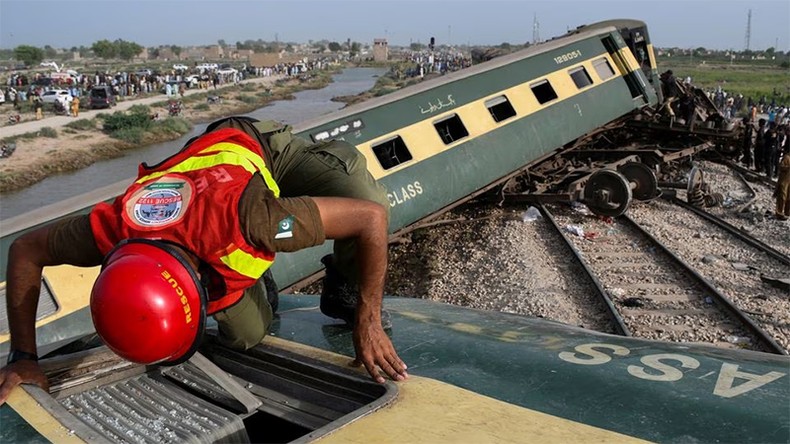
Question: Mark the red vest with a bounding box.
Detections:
[90,128,281,314]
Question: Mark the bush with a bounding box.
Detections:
[64,119,97,131]
[193,103,210,111]
[111,127,146,144]
[128,104,152,117]
[153,117,191,135]
[39,127,58,138]
[103,111,152,133]
[236,94,257,105]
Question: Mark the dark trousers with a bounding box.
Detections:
[764,146,777,178]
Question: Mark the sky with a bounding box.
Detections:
[0,0,788,52]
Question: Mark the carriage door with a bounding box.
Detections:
[601,35,647,103]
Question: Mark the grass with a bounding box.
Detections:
[64,118,97,131]
[658,57,790,107]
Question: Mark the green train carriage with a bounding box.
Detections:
[274,19,661,288]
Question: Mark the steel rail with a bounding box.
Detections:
[713,157,778,189]
[621,214,787,355]
[539,204,630,336]
[666,196,790,267]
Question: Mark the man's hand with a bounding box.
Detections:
[352,316,408,383]
[0,361,49,405]
[312,196,409,383]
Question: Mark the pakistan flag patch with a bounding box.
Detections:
[275,215,294,239]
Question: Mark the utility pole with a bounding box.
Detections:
[744,9,751,51]
[532,14,541,45]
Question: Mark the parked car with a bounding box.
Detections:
[39,89,73,104]
[196,63,218,71]
[217,66,238,75]
[88,86,116,109]
[184,74,200,87]
[173,64,189,71]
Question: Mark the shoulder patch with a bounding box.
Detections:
[274,215,294,239]
[125,176,194,229]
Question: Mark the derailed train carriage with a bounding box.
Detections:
[1,19,787,443]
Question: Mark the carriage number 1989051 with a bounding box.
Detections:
[554,50,582,64]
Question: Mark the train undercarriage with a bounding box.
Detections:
[500,83,743,217]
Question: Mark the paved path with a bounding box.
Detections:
[0,75,284,139]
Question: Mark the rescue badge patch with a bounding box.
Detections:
[125,178,193,228]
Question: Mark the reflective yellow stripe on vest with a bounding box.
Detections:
[220,248,273,279]
[136,142,281,197]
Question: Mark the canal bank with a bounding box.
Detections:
[0,67,387,219]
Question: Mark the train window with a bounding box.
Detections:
[371,135,413,170]
[569,66,593,89]
[433,114,469,145]
[485,95,517,122]
[530,80,558,104]
[593,57,616,80]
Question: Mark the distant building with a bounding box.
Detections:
[373,38,388,62]
[249,52,305,67]
[204,45,225,60]
[231,49,254,60]
[134,47,149,62]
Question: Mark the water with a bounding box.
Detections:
[0,68,386,220]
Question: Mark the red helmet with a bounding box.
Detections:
[90,239,206,365]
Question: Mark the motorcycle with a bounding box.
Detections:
[53,100,69,116]
[0,142,17,158]
[7,114,21,125]
[168,100,182,117]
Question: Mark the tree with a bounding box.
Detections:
[218,39,227,48]
[410,43,425,51]
[350,42,361,57]
[92,39,117,59]
[13,45,44,67]
[43,45,57,58]
[328,42,342,52]
[115,39,143,60]
[150,48,161,59]
[170,45,182,57]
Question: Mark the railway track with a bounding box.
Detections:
[542,203,786,355]
[667,195,790,267]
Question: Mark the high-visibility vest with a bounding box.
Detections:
[91,127,281,314]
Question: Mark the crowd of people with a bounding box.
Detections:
[740,115,790,220]
[0,60,327,120]
[401,49,472,78]
[658,70,789,221]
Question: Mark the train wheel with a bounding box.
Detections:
[583,169,632,217]
[618,162,659,201]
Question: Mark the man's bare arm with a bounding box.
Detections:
[0,225,58,403]
[311,196,408,383]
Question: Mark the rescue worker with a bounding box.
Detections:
[0,117,408,404]
[777,148,790,221]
